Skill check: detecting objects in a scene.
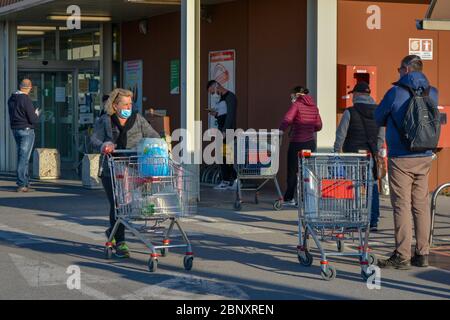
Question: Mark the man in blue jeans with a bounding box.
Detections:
[8,79,40,192]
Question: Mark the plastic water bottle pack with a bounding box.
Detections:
[138,138,170,177]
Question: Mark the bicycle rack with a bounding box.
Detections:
[430,182,450,247]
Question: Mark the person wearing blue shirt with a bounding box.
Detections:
[375,55,438,270]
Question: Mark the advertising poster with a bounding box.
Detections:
[208,50,236,129]
[124,60,143,114]
[170,59,180,95]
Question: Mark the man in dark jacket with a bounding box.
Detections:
[334,82,385,231]
[375,55,438,270]
[8,79,40,192]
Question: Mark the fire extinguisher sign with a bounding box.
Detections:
[409,39,433,61]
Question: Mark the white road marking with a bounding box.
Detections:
[9,253,116,300]
[121,274,249,300]
[0,223,57,245]
[196,222,272,235]
[40,220,105,241]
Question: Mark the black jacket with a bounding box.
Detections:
[343,103,379,154]
[8,92,39,129]
[220,91,237,130]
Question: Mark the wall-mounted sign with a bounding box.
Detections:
[208,49,236,129]
[170,60,180,95]
[55,87,66,103]
[409,38,433,60]
[124,60,143,114]
[89,79,99,93]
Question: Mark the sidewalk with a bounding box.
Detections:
[0,175,448,300]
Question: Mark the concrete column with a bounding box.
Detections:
[0,22,6,172]
[181,0,201,201]
[0,21,17,172]
[307,0,338,151]
[101,23,113,95]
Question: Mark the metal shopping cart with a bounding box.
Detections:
[296,151,377,281]
[104,151,196,273]
[233,131,284,211]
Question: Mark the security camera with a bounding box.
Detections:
[42,60,49,66]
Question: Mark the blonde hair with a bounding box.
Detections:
[104,88,133,116]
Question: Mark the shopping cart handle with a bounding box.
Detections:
[113,149,137,154]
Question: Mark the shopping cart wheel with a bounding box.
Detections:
[104,247,113,260]
[183,256,194,271]
[298,251,314,267]
[148,258,158,273]
[273,200,283,211]
[361,267,376,281]
[337,240,345,253]
[321,265,337,281]
[234,201,242,211]
[359,253,377,266]
[368,253,377,266]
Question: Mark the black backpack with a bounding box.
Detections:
[392,84,441,152]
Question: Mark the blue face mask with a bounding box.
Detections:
[119,109,132,119]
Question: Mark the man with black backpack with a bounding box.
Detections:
[375,55,440,270]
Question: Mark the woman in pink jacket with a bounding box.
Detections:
[279,86,323,206]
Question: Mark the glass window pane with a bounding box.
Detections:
[59,27,100,61]
[17,35,42,60]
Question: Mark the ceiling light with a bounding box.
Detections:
[17,31,45,36]
[18,26,57,31]
[125,0,181,4]
[47,15,111,22]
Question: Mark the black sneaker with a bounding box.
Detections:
[411,254,429,268]
[370,225,379,232]
[378,252,411,270]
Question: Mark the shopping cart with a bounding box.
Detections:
[104,151,196,273]
[233,131,283,211]
[296,151,377,281]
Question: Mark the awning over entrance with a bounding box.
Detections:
[0,0,230,22]
[418,0,450,30]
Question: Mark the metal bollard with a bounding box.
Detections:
[430,182,450,247]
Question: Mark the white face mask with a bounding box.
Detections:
[211,90,221,105]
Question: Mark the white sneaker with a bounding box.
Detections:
[214,181,230,190]
[227,180,238,191]
[285,199,297,207]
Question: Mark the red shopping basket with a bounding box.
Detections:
[248,150,271,164]
[321,179,355,199]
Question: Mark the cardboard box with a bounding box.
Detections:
[145,111,171,137]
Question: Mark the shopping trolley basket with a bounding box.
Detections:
[233,131,283,211]
[296,151,377,281]
[104,151,196,273]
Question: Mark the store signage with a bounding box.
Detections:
[124,60,143,113]
[208,50,236,129]
[170,60,180,95]
[409,38,433,60]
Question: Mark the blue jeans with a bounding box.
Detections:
[12,128,35,188]
[371,183,380,227]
